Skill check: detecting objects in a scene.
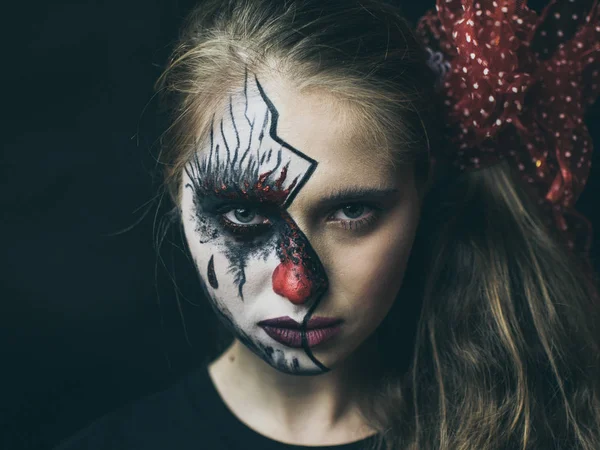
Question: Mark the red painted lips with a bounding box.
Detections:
[258,316,342,348]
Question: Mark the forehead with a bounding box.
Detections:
[196,73,402,201]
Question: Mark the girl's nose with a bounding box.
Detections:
[271,214,328,305]
[272,260,314,305]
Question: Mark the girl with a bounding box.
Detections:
[57,0,600,448]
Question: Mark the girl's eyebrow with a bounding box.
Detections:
[317,187,400,207]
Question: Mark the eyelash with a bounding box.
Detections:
[329,206,381,231]
[217,203,381,235]
[216,205,272,238]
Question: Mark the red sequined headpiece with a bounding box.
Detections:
[416,0,599,259]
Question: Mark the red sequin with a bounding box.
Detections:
[417,0,599,258]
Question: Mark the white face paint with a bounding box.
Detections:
[181,70,331,374]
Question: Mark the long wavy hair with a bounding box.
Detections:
[155,0,600,448]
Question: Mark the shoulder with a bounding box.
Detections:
[54,366,218,450]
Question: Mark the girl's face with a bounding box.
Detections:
[180,70,421,375]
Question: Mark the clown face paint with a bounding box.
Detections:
[181,70,423,377]
[181,70,331,375]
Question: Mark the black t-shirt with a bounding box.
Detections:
[54,364,379,450]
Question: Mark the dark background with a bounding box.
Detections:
[2,1,599,449]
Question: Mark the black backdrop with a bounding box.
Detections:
[2,1,599,449]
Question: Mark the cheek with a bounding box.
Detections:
[343,236,412,306]
[328,212,419,321]
[182,211,276,299]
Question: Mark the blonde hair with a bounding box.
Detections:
[155,0,600,448]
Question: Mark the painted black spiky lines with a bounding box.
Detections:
[185,68,304,206]
[228,254,247,301]
[185,110,273,194]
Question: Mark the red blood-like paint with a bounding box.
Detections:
[205,162,299,206]
[272,260,314,305]
[254,163,298,204]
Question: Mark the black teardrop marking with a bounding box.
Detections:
[207,255,219,289]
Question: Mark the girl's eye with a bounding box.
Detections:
[218,206,273,239]
[333,204,369,220]
[216,203,381,235]
[328,204,381,231]
[222,208,268,226]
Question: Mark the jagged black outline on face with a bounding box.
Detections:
[253,74,330,373]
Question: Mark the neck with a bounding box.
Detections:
[208,337,380,445]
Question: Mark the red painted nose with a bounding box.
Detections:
[272,261,313,305]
